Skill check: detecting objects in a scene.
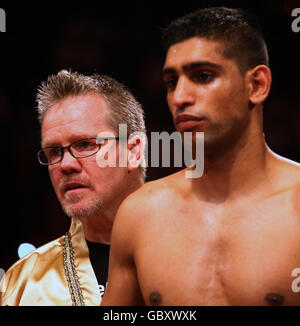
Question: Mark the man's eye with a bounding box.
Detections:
[79,141,92,149]
[164,78,178,91]
[74,140,97,152]
[192,72,214,83]
[48,148,61,158]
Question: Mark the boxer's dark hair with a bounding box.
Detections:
[162,7,269,74]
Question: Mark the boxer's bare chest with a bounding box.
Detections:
[135,190,300,305]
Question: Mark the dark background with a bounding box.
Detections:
[0,0,299,271]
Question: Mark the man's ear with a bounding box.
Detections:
[127,134,145,172]
[247,65,272,105]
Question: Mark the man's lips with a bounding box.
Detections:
[175,114,204,130]
[62,182,88,193]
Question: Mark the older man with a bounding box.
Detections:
[0,70,146,305]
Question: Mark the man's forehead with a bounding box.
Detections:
[46,94,108,119]
[163,37,225,71]
[41,94,112,146]
[43,94,109,130]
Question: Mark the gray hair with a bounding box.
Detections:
[36,69,146,179]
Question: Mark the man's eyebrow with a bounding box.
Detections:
[41,134,95,148]
[182,61,223,72]
[41,141,59,148]
[162,67,176,77]
[162,61,223,76]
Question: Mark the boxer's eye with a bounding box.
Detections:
[191,71,214,84]
[164,77,178,91]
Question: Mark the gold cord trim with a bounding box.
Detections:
[63,231,85,306]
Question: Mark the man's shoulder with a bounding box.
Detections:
[113,169,188,231]
[124,169,187,209]
[1,236,64,292]
[270,153,300,208]
[281,158,300,206]
[272,153,300,184]
[0,235,70,306]
[12,236,63,267]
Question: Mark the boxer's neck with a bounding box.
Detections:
[192,129,271,202]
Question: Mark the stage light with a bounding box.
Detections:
[18,243,36,259]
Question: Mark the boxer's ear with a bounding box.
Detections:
[127,135,145,172]
[247,65,272,105]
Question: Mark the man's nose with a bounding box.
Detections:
[172,76,195,110]
[59,149,82,174]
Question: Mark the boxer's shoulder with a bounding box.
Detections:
[266,153,300,214]
[273,154,300,188]
[130,169,187,203]
[115,170,188,225]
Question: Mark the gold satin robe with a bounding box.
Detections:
[0,218,101,306]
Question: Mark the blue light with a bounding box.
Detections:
[18,243,36,259]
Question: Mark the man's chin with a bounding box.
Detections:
[61,199,103,218]
[64,192,84,204]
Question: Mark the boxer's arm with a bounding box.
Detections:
[101,198,144,306]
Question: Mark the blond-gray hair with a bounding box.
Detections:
[36,69,146,179]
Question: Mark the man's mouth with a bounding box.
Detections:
[63,183,87,193]
[175,114,204,131]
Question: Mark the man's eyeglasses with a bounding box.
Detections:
[37,137,119,165]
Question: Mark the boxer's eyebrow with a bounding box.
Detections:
[162,61,223,77]
[182,61,223,73]
[162,67,176,78]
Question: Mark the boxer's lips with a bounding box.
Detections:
[175,114,204,131]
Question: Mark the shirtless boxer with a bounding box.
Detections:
[101,7,300,306]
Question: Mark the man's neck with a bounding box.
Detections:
[80,210,114,245]
[80,174,144,244]
[192,131,271,203]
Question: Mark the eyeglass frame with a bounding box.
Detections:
[37,137,120,166]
